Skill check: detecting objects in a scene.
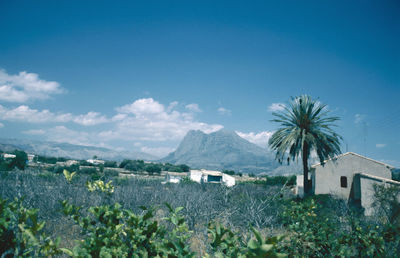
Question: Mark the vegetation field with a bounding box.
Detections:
[1,168,399,257]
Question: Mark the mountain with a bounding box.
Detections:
[161,129,299,175]
[0,138,156,161]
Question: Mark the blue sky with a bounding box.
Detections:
[0,0,399,165]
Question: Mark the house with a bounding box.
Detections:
[86,159,105,165]
[27,154,35,162]
[189,169,236,187]
[2,153,16,159]
[163,172,187,184]
[66,160,79,166]
[296,152,399,215]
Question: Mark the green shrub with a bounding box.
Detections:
[0,198,61,257]
[223,170,235,175]
[208,222,285,257]
[265,175,296,186]
[53,164,79,174]
[104,161,117,168]
[37,155,58,164]
[61,202,194,257]
[145,164,162,175]
[104,168,119,177]
[79,167,98,175]
[278,197,388,257]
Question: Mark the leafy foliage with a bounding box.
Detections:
[86,179,115,195]
[61,201,195,257]
[0,150,28,171]
[0,198,61,257]
[63,169,77,184]
[208,222,286,257]
[268,95,342,194]
[278,197,392,257]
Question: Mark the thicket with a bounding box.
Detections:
[35,155,66,164]
[119,160,190,174]
[0,150,28,171]
[0,169,399,257]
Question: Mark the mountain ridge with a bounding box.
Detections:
[0,138,156,161]
[161,129,299,175]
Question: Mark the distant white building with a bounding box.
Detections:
[189,169,236,187]
[163,172,187,184]
[2,153,16,159]
[296,152,399,215]
[66,160,79,166]
[86,159,105,165]
[27,154,35,162]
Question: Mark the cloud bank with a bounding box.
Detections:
[0,69,64,102]
[236,131,274,148]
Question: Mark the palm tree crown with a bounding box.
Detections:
[268,95,342,194]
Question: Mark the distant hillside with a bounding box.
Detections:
[161,130,299,175]
[0,138,156,161]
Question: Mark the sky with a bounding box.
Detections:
[0,0,399,165]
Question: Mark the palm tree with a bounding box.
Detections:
[268,95,342,195]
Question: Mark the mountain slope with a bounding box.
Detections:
[162,130,297,174]
[0,138,156,161]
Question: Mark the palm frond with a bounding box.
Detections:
[268,95,342,165]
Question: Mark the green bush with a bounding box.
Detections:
[53,164,79,174]
[0,198,61,257]
[265,175,296,186]
[104,168,119,177]
[223,170,235,175]
[61,202,194,257]
[208,222,285,257]
[79,167,98,175]
[104,161,117,168]
[278,197,388,257]
[36,155,58,164]
[0,150,28,171]
[145,164,161,175]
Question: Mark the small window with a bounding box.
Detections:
[340,176,347,188]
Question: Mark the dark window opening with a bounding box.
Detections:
[340,176,347,188]
[207,175,222,182]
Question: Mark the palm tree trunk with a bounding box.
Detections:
[302,142,310,196]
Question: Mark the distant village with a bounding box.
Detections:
[2,149,400,216]
[0,150,268,188]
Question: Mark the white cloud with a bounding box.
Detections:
[236,131,274,147]
[185,103,202,113]
[45,126,93,146]
[268,103,285,112]
[0,105,71,123]
[105,98,223,142]
[2,97,223,152]
[376,143,386,148]
[22,129,46,135]
[0,69,64,102]
[354,114,366,124]
[73,112,108,126]
[140,146,175,158]
[167,101,179,112]
[0,122,3,128]
[0,105,108,126]
[218,107,231,116]
[116,98,164,115]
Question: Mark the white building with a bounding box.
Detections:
[163,172,187,184]
[2,153,16,159]
[66,160,79,166]
[297,152,399,215]
[86,159,105,165]
[189,169,236,187]
[27,154,35,162]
